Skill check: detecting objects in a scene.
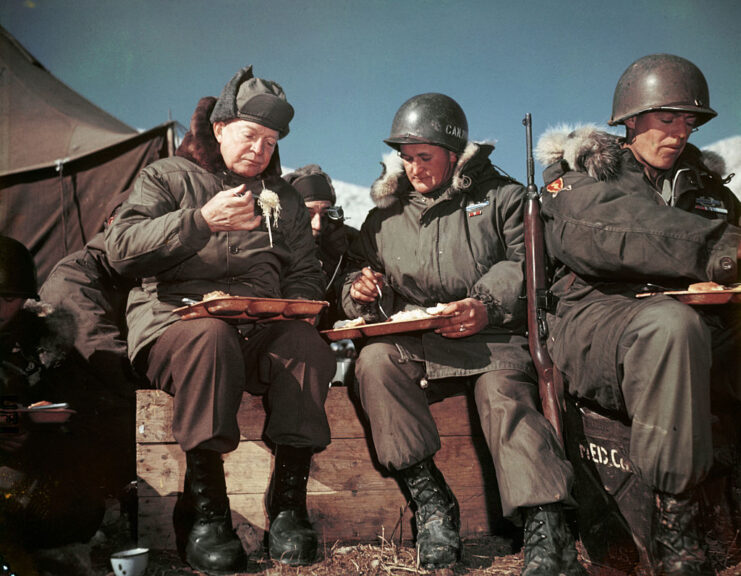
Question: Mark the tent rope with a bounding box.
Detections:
[56,158,70,254]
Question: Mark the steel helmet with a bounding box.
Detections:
[609,54,717,126]
[0,235,39,300]
[384,93,468,153]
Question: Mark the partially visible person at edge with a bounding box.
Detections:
[341,93,585,575]
[0,235,108,565]
[283,164,359,329]
[104,66,335,574]
[39,192,141,502]
[536,53,741,576]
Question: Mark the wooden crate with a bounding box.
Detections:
[136,386,501,550]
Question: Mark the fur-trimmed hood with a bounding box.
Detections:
[370,141,496,209]
[175,96,282,177]
[535,124,720,182]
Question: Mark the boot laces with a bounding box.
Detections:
[523,505,578,575]
[655,494,709,571]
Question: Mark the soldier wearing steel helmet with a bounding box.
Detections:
[342,93,585,574]
[536,54,741,575]
[0,235,111,555]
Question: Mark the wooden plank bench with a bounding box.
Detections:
[135,386,501,550]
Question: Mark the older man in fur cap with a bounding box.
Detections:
[536,54,741,575]
[342,93,585,574]
[105,67,335,573]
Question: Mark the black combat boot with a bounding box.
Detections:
[653,490,713,576]
[267,445,318,565]
[174,449,247,575]
[398,458,460,569]
[522,503,587,576]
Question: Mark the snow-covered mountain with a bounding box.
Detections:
[702,136,741,200]
[331,179,373,228]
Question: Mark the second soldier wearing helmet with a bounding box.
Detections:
[342,94,585,573]
[537,54,741,575]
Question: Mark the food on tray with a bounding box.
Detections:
[387,303,447,323]
[687,281,726,292]
[29,400,52,408]
[425,303,448,315]
[337,304,447,328]
[202,290,230,301]
[337,317,367,328]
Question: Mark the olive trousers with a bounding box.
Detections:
[616,298,740,494]
[553,295,741,495]
[353,335,574,517]
[142,318,335,454]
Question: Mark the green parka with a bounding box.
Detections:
[341,142,534,380]
[105,98,324,361]
[536,125,741,407]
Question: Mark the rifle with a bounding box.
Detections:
[522,113,564,447]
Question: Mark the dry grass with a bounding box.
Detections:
[16,503,741,575]
[137,536,524,576]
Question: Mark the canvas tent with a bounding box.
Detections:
[0,25,175,282]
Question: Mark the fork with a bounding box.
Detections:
[375,284,389,320]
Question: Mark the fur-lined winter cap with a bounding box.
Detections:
[210,66,294,138]
[284,164,336,204]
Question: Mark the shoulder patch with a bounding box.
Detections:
[545,176,573,197]
[546,177,564,195]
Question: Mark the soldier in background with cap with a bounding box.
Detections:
[283,164,359,329]
[105,67,335,572]
[342,94,584,574]
[536,54,741,575]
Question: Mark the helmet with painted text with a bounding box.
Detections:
[384,93,468,153]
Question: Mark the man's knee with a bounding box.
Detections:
[355,341,398,383]
[169,317,239,348]
[474,369,537,408]
[632,299,709,348]
[268,321,335,369]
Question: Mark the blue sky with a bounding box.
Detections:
[2,0,740,189]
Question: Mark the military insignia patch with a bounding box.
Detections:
[546,177,564,195]
[694,196,728,215]
[466,200,489,217]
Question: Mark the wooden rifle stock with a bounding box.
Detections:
[522,114,564,447]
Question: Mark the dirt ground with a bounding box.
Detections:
[13,499,741,576]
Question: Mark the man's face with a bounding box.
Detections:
[213,119,279,177]
[304,200,333,239]
[625,111,697,173]
[399,143,458,194]
[0,297,24,332]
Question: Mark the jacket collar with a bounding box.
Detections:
[370,141,494,209]
[535,123,717,184]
